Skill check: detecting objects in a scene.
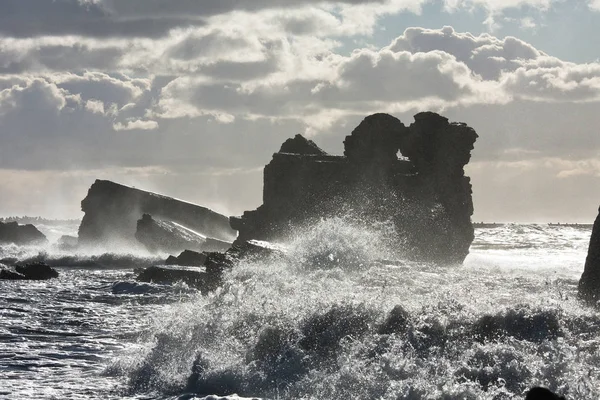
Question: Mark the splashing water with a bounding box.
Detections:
[101,219,600,400]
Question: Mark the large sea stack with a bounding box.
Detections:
[231,112,478,264]
[578,206,600,304]
[78,180,236,249]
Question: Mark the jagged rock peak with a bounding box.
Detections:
[279,134,327,155]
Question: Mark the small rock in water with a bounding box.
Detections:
[15,262,59,280]
[0,267,26,280]
[0,262,58,280]
[525,387,565,400]
[136,265,220,294]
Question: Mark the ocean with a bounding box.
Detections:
[0,220,598,399]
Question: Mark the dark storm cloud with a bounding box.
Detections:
[0,0,384,38]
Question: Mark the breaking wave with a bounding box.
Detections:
[106,219,599,399]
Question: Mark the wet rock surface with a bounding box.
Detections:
[136,214,231,254]
[78,180,236,249]
[231,112,477,264]
[0,221,47,245]
[578,205,600,304]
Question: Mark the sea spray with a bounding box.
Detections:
[107,219,600,399]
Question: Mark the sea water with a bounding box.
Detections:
[0,220,598,399]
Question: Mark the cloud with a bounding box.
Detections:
[85,99,105,114]
[113,119,158,131]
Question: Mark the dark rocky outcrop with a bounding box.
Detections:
[578,206,600,304]
[137,250,234,293]
[140,241,279,294]
[136,214,231,254]
[279,134,327,155]
[78,180,236,249]
[136,265,220,293]
[525,387,565,400]
[0,267,25,280]
[165,249,208,266]
[0,262,58,280]
[0,221,47,245]
[231,112,477,264]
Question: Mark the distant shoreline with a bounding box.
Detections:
[473,222,593,228]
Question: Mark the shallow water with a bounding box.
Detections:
[0,221,598,399]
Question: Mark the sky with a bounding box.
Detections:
[1,0,600,223]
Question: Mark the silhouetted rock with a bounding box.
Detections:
[578,206,600,304]
[135,214,231,254]
[1,262,58,280]
[0,267,25,280]
[0,221,47,245]
[231,112,477,263]
[165,249,208,266]
[525,387,565,400]
[137,250,236,293]
[279,134,327,155]
[78,180,236,249]
[136,265,220,294]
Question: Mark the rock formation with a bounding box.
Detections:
[231,112,477,264]
[0,221,47,245]
[578,206,600,304]
[78,180,236,249]
[0,262,58,280]
[136,265,220,293]
[135,214,231,254]
[137,250,235,293]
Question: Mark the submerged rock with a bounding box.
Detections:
[578,206,600,304]
[0,262,58,280]
[0,221,47,245]
[78,180,236,249]
[231,112,477,264]
[136,214,231,254]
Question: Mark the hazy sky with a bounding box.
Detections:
[1,0,599,222]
